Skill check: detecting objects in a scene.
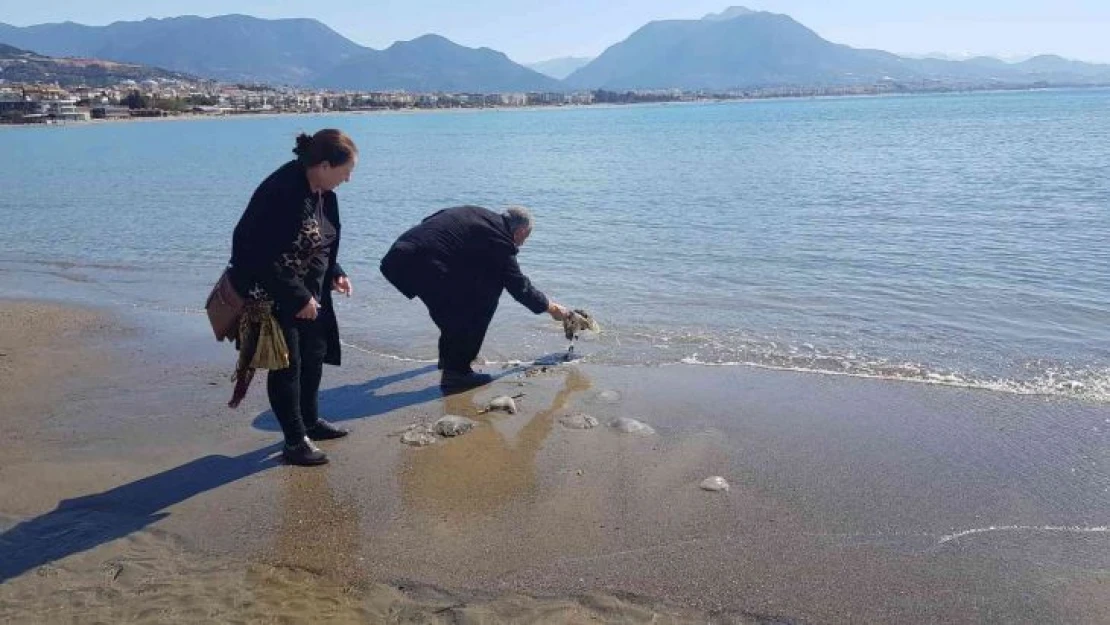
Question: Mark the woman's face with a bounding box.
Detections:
[316,155,358,191]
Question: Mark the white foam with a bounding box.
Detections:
[339,340,436,364]
[339,335,1110,403]
[673,353,1110,403]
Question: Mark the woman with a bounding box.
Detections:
[228,129,358,466]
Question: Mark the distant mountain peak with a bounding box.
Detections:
[406,33,454,45]
[314,32,561,92]
[1027,53,1067,62]
[527,55,595,79]
[387,35,514,62]
[702,6,755,21]
[386,33,460,51]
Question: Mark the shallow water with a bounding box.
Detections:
[2,89,1108,400]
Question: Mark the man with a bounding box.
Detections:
[380,205,568,389]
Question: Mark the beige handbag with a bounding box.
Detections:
[205,269,245,342]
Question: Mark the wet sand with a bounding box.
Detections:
[0,299,1107,624]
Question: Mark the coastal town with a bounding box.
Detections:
[0,77,592,124]
[0,75,1075,125]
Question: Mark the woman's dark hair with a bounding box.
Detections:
[293,129,358,167]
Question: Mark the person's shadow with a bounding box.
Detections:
[0,445,280,583]
[251,365,441,432]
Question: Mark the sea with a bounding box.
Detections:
[2,89,1108,401]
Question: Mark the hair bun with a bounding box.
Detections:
[292,133,314,157]
[291,129,357,167]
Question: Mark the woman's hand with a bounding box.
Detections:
[333,275,353,297]
[295,297,320,320]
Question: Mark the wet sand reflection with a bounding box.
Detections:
[401,367,591,517]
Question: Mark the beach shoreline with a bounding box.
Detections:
[0,298,1107,624]
[3,84,1108,131]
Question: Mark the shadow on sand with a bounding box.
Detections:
[250,365,442,432]
[0,445,280,583]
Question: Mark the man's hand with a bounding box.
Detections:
[547,301,569,321]
[333,275,353,297]
[295,297,320,320]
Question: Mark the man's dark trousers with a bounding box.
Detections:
[418,275,500,373]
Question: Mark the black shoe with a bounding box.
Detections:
[282,438,329,466]
[440,369,493,389]
[305,419,349,441]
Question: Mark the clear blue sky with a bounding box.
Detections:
[1,1,1108,64]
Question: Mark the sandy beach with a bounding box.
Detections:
[0,299,1106,624]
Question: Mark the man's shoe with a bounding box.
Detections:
[440,369,493,389]
[282,437,329,466]
[305,419,349,441]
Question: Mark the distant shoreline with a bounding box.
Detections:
[3,84,1107,129]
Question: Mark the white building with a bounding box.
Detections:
[46,98,90,122]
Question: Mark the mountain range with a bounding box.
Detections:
[312,34,560,92]
[2,8,1108,92]
[564,9,1110,89]
[0,15,363,85]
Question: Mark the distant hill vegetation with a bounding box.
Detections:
[0,43,194,87]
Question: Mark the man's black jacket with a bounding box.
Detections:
[380,205,548,315]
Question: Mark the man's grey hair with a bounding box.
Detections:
[503,205,534,233]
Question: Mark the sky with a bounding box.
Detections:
[1,0,1109,64]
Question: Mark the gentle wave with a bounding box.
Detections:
[576,327,1110,402]
[340,337,1110,403]
[673,353,1110,402]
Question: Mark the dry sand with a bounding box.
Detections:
[0,299,1106,624]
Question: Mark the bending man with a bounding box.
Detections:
[380,205,567,389]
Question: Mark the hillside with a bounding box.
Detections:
[0,43,195,87]
[313,34,563,92]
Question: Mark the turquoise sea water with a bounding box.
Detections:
[2,89,1108,400]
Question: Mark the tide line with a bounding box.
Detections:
[937,525,1109,545]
